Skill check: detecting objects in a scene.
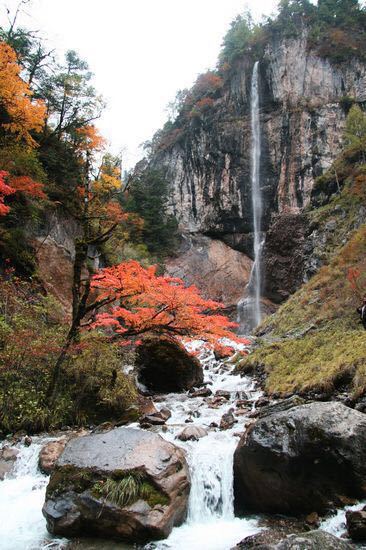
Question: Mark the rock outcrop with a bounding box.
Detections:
[236,530,354,549]
[147,30,366,306]
[234,402,366,514]
[165,233,252,310]
[136,338,203,393]
[43,427,190,543]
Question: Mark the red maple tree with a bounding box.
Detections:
[8,175,47,199]
[0,170,15,216]
[91,260,249,352]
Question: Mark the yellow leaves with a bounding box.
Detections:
[94,171,121,193]
[0,42,46,146]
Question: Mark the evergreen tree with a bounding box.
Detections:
[124,170,178,259]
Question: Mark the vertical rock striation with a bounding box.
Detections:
[148,30,366,305]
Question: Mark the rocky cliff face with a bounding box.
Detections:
[150,30,366,306]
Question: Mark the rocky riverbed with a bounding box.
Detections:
[1,343,366,549]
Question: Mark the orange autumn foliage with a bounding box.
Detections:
[0,42,46,146]
[0,170,14,216]
[8,175,47,199]
[75,124,106,153]
[91,260,248,352]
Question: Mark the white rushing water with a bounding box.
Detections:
[0,436,65,550]
[0,343,261,550]
[1,343,364,549]
[151,343,262,549]
[237,61,263,334]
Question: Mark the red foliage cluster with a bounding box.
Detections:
[91,260,248,352]
[8,175,47,199]
[194,72,224,95]
[0,170,15,216]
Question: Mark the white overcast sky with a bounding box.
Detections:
[4,0,278,168]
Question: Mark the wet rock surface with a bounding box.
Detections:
[234,402,366,514]
[0,446,19,480]
[236,529,354,549]
[136,338,203,393]
[346,507,366,542]
[42,427,190,543]
[177,426,208,442]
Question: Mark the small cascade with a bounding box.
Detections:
[153,343,262,549]
[237,61,264,334]
[1,344,262,550]
[0,436,63,550]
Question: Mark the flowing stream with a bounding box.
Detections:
[0,343,262,550]
[1,343,364,549]
[150,342,262,549]
[238,61,263,334]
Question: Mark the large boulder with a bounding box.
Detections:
[136,338,203,393]
[234,402,366,514]
[236,530,353,549]
[43,427,190,543]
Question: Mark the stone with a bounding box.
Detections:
[43,427,190,543]
[255,397,270,408]
[0,446,19,480]
[39,439,68,475]
[188,388,212,398]
[177,426,208,442]
[24,435,32,446]
[158,408,172,422]
[256,395,306,419]
[215,390,231,400]
[136,337,203,393]
[234,402,366,514]
[164,234,253,310]
[305,512,320,527]
[220,409,235,430]
[139,407,171,427]
[236,530,354,549]
[139,397,159,417]
[346,507,366,541]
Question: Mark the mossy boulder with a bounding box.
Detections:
[136,337,203,393]
[234,402,366,515]
[42,427,190,543]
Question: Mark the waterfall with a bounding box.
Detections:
[250,61,262,327]
[237,61,263,333]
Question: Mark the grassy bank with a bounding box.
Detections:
[238,224,366,397]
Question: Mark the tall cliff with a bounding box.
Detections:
[147,28,366,309]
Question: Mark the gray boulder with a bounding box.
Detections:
[234,402,366,514]
[236,530,353,549]
[177,426,208,441]
[43,427,190,543]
